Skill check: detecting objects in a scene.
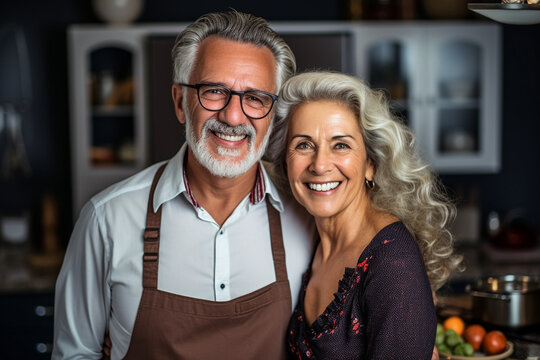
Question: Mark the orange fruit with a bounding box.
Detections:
[443,316,465,337]
[463,324,486,351]
[483,330,507,355]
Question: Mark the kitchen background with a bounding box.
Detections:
[0,0,539,358]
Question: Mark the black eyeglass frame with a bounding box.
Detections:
[179,83,279,120]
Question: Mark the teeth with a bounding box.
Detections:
[215,132,246,142]
[308,182,340,192]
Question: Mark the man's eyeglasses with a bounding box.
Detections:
[179,83,278,120]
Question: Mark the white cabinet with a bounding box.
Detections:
[354,23,501,173]
[68,25,184,217]
[69,27,146,217]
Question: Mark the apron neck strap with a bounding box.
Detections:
[143,163,167,289]
[266,197,288,283]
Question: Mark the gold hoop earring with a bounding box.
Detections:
[365,179,375,190]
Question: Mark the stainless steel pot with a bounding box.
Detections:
[467,274,540,328]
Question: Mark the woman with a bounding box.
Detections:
[267,71,462,359]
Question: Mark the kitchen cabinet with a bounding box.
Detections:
[68,26,177,218]
[68,22,501,217]
[354,23,501,173]
[0,292,54,359]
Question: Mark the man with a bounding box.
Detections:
[53,11,315,359]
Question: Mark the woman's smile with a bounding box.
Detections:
[286,100,374,219]
[306,181,341,192]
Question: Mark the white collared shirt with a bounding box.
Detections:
[52,144,315,359]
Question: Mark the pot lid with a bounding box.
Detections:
[471,274,540,294]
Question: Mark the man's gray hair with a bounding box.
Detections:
[171,10,296,92]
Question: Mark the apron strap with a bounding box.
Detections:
[266,197,288,283]
[143,163,167,289]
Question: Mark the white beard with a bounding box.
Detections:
[184,104,272,178]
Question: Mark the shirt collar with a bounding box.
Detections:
[152,143,284,213]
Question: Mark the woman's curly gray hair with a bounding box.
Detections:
[266,71,462,291]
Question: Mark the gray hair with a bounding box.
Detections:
[268,71,462,291]
[171,10,296,92]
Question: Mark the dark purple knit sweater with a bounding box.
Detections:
[287,221,436,360]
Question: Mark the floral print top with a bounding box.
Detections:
[287,222,436,360]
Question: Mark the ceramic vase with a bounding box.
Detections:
[92,0,144,25]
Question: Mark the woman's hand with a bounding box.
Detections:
[432,346,439,360]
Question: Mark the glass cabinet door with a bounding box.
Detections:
[367,40,411,123]
[88,46,136,166]
[426,25,500,173]
[435,41,481,155]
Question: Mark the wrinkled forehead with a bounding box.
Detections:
[191,36,277,93]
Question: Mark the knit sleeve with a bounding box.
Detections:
[362,229,437,360]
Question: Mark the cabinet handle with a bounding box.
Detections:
[36,342,53,354]
[34,305,54,317]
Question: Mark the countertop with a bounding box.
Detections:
[2,239,540,293]
[0,246,61,294]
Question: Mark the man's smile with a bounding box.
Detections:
[213,131,248,142]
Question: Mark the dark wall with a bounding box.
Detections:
[0,1,96,245]
[0,1,539,246]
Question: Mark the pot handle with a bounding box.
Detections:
[468,290,511,301]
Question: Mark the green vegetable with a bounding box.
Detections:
[437,323,444,335]
[446,333,463,348]
[453,343,466,355]
[437,344,451,355]
[435,331,445,346]
[451,342,474,357]
[462,343,474,357]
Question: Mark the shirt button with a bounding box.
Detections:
[220,230,223,235]
[220,283,225,289]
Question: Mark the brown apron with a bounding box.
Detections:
[123,164,292,360]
